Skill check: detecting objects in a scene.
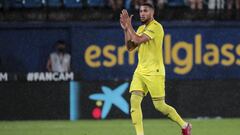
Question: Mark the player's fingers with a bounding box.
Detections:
[123,10,128,16]
[125,11,129,17]
[122,9,125,14]
[129,15,133,20]
[121,14,126,21]
[121,12,125,17]
[121,11,125,16]
[122,13,126,18]
[122,9,126,12]
[122,14,127,20]
[122,9,127,13]
[120,17,123,22]
[122,9,129,16]
[120,17,125,24]
[120,15,124,21]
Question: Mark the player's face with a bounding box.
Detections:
[139,6,153,24]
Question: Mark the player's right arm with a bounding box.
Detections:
[120,11,138,51]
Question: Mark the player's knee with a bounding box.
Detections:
[130,94,142,109]
[153,100,170,115]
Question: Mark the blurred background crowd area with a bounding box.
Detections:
[0,0,239,21]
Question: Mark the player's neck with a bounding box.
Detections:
[145,18,154,26]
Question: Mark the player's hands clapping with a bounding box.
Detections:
[120,9,133,30]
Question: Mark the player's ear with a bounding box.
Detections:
[152,8,155,15]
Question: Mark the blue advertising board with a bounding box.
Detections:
[71,23,240,80]
[71,26,136,81]
[0,22,240,80]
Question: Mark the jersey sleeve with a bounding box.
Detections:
[136,26,142,36]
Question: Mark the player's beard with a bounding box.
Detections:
[141,18,150,24]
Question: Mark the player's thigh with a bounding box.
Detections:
[145,75,165,98]
[129,73,148,96]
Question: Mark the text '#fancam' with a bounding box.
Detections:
[27,72,74,82]
[84,34,240,75]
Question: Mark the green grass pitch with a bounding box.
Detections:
[0,119,239,135]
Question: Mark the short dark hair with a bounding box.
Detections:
[140,3,154,10]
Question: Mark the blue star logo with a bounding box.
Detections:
[89,82,129,119]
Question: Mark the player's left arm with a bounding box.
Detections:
[127,23,151,45]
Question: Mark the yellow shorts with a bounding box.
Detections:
[129,72,165,98]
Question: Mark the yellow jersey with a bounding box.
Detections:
[135,19,165,76]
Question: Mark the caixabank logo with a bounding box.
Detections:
[89,82,129,119]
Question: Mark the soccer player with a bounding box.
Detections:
[120,3,192,135]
